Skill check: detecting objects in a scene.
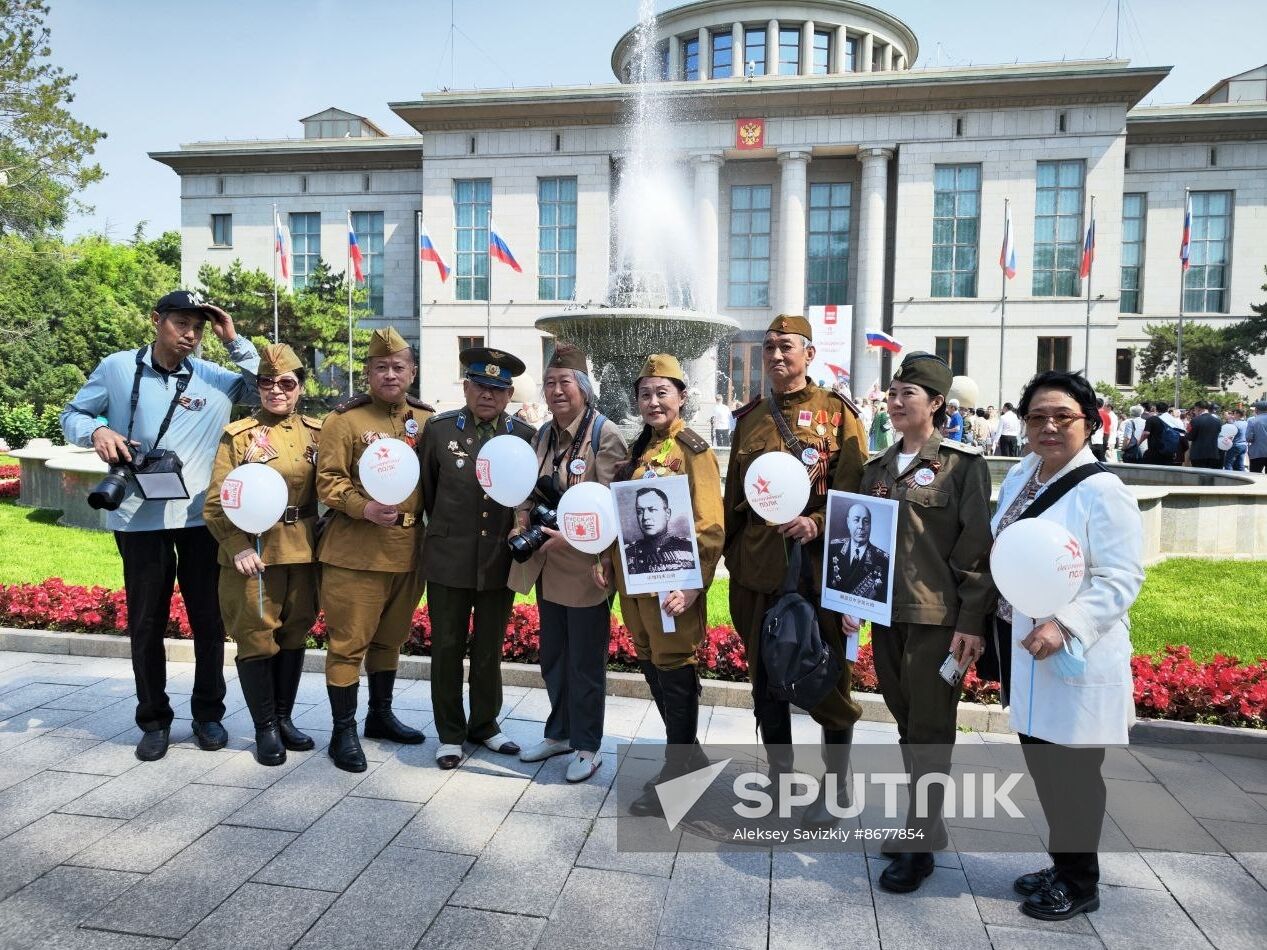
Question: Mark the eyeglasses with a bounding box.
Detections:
[257,377,299,393]
[1023,412,1086,429]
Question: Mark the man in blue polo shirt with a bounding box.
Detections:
[61,290,260,761]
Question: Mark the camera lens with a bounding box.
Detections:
[87,469,129,511]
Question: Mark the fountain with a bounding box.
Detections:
[534,0,738,423]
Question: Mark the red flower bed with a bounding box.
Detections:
[0,466,19,480]
[0,466,18,499]
[0,579,1261,728]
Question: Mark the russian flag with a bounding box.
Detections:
[274,210,289,280]
[418,221,449,282]
[1180,192,1191,270]
[865,331,903,353]
[347,215,364,283]
[488,217,522,272]
[999,205,1017,279]
[1078,216,1095,279]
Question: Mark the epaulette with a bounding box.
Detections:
[864,452,888,466]
[334,394,371,413]
[224,416,259,437]
[430,408,462,422]
[405,395,435,412]
[301,415,323,431]
[509,416,536,437]
[830,389,862,419]
[732,396,761,421]
[942,440,983,455]
[675,427,710,454]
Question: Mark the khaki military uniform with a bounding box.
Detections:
[613,420,724,671]
[723,381,868,731]
[419,408,534,745]
[317,393,432,687]
[857,432,995,746]
[204,410,322,661]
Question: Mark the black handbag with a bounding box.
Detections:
[761,543,843,712]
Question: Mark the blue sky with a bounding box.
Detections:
[48,0,1262,239]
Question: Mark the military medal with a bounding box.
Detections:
[447,440,459,452]
[797,410,812,427]
[831,411,842,427]
[404,418,419,437]
[816,424,826,436]
[801,447,820,467]
[569,458,587,476]
[913,467,936,487]
[456,459,465,468]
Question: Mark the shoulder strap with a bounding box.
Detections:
[780,541,803,596]
[589,413,607,456]
[1019,463,1108,522]
[766,387,805,457]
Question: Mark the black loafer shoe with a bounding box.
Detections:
[878,852,936,894]
[1014,866,1057,898]
[437,754,461,770]
[191,720,228,751]
[1021,880,1100,921]
[135,728,170,762]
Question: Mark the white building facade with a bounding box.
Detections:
[150,0,1267,410]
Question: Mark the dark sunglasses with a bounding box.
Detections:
[257,376,299,393]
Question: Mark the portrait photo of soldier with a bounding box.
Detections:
[614,475,702,595]
[822,491,898,623]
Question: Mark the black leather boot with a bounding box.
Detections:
[363,670,424,744]
[755,696,797,812]
[639,660,667,723]
[272,649,314,751]
[879,852,936,893]
[236,658,285,767]
[327,683,367,772]
[629,665,708,817]
[802,726,854,828]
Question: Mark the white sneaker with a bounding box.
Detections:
[566,751,602,783]
[518,738,572,762]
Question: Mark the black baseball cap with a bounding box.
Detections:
[154,290,220,320]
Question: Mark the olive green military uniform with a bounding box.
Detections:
[204,409,321,660]
[614,418,724,671]
[317,391,432,688]
[723,321,869,733]
[420,404,534,746]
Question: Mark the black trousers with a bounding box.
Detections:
[1019,733,1105,896]
[1190,456,1221,470]
[114,526,227,732]
[1252,456,1267,474]
[997,435,1019,457]
[538,597,610,754]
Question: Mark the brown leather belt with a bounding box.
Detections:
[282,503,319,524]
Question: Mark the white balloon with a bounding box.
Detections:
[555,481,617,555]
[357,437,420,506]
[1217,423,1237,452]
[476,435,538,507]
[990,519,1085,619]
[743,452,812,525]
[219,463,288,536]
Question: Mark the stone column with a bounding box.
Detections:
[862,33,874,72]
[697,27,709,80]
[668,34,681,80]
[895,53,906,71]
[777,150,811,316]
[853,147,893,394]
[732,21,744,77]
[801,20,815,75]
[882,42,894,71]
[766,19,779,75]
[693,153,725,403]
[834,25,849,73]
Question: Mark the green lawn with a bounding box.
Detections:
[1,498,1262,663]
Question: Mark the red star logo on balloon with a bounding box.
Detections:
[1064,538,1082,559]
[375,445,391,461]
[575,524,588,537]
[753,476,771,495]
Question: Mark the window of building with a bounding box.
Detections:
[1120,193,1146,314]
[744,27,766,75]
[1033,159,1085,296]
[289,212,320,290]
[454,178,491,301]
[844,37,857,71]
[726,340,764,404]
[1115,347,1134,387]
[1184,190,1232,313]
[211,214,232,247]
[538,177,577,301]
[215,177,224,195]
[711,31,732,78]
[682,37,700,80]
[806,182,851,306]
[778,27,800,75]
[1037,336,1071,373]
[812,30,831,74]
[300,175,308,193]
[935,337,968,376]
[931,164,981,298]
[655,41,669,81]
[458,335,484,379]
[728,185,771,308]
[351,211,384,315]
[361,174,371,192]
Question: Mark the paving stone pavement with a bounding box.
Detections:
[0,650,1263,950]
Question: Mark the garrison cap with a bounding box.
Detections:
[547,343,588,373]
[367,327,411,358]
[258,343,302,378]
[155,290,219,321]
[766,314,813,341]
[892,351,953,398]
[460,346,525,390]
[637,353,687,388]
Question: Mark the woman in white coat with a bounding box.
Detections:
[990,371,1144,923]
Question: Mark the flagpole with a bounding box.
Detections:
[272,203,279,344]
[417,211,425,397]
[1083,194,1095,375]
[346,210,354,397]
[998,197,1009,407]
[485,220,493,346]
[1175,187,1189,411]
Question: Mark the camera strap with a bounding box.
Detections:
[544,406,594,477]
[126,346,192,450]
[766,387,808,459]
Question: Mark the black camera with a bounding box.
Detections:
[508,476,561,563]
[88,447,188,511]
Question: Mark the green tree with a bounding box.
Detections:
[0,0,106,235]
[1133,377,1244,412]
